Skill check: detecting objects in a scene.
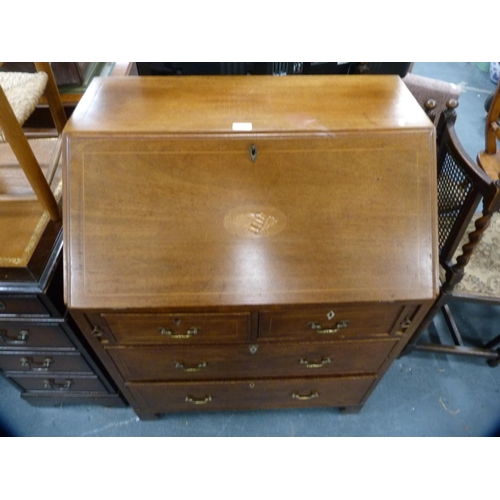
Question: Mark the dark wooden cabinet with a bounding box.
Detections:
[64,75,438,419]
[0,226,124,407]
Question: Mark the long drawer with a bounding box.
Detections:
[0,322,74,349]
[127,376,376,413]
[7,373,108,393]
[109,339,397,381]
[259,303,412,341]
[0,351,91,373]
[101,312,250,345]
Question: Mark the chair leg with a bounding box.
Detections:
[34,62,67,134]
[484,333,500,350]
[485,335,500,365]
[401,293,448,355]
[442,306,500,365]
[441,304,464,346]
[403,298,500,366]
[487,352,500,367]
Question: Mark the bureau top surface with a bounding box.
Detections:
[63,75,437,310]
[64,75,431,136]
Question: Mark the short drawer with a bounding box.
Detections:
[127,376,376,413]
[7,373,108,393]
[0,295,50,316]
[101,312,250,345]
[259,303,408,341]
[0,322,74,349]
[0,351,91,373]
[109,339,397,381]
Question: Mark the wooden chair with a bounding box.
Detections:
[0,62,66,221]
[403,101,500,366]
[477,80,500,182]
[402,72,462,124]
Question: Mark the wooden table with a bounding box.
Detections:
[63,75,438,419]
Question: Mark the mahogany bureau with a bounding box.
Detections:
[63,75,438,419]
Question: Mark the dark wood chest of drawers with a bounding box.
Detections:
[64,75,438,419]
[0,222,124,407]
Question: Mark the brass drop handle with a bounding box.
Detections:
[308,320,349,334]
[185,395,212,405]
[43,379,73,391]
[175,361,207,372]
[20,356,53,370]
[0,329,29,345]
[292,391,319,401]
[159,327,199,339]
[91,326,103,337]
[91,326,109,345]
[401,318,412,328]
[400,317,412,330]
[300,357,331,368]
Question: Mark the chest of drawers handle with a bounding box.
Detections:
[20,357,53,371]
[292,391,319,401]
[0,329,29,345]
[174,361,207,373]
[92,326,110,345]
[43,379,73,391]
[299,357,332,369]
[159,327,199,339]
[308,321,349,334]
[400,317,412,331]
[185,394,212,405]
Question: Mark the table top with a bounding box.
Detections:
[63,75,438,310]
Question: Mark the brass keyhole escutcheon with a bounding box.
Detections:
[250,144,257,162]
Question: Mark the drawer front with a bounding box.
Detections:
[102,312,250,345]
[109,339,397,381]
[0,352,91,373]
[259,303,407,341]
[0,322,74,349]
[0,295,49,316]
[8,374,107,393]
[127,376,376,413]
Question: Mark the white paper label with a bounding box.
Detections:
[232,122,253,131]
